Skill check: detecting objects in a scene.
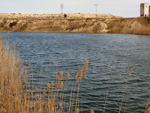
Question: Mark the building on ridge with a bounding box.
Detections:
[140,3,150,17]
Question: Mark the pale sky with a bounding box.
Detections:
[0,0,150,17]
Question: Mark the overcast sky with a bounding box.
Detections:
[0,0,150,17]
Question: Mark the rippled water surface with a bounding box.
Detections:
[2,32,150,113]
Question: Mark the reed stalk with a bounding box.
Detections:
[103,77,114,113]
[119,64,131,113]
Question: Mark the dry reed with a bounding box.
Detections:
[0,40,100,112]
[103,77,114,113]
[0,36,27,113]
[0,36,140,113]
[119,64,131,113]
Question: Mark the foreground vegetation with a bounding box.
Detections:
[0,37,93,113]
[0,37,150,113]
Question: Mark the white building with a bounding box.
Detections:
[140,3,150,17]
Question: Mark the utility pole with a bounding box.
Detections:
[61,4,63,14]
[94,4,98,17]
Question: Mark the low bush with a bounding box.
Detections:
[64,14,67,18]
[9,21,17,28]
[0,22,4,27]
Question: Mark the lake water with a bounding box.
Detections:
[1,32,150,113]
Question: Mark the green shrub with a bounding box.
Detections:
[0,22,4,27]
[9,21,17,28]
[64,14,67,18]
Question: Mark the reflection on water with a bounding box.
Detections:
[2,32,150,113]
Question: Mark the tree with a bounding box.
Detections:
[64,14,67,18]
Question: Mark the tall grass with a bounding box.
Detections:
[0,37,26,113]
[0,37,93,113]
[1,36,149,113]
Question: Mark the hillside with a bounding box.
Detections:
[0,13,150,35]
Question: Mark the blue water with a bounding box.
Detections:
[1,32,150,113]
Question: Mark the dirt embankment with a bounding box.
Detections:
[0,13,150,35]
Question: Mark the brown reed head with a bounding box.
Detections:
[66,73,69,81]
[47,83,50,93]
[82,60,88,73]
[58,82,63,89]
[56,77,60,87]
[127,64,131,76]
[75,108,79,113]
[145,106,150,113]
[90,110,94,113]
[77,70,83,81]
[27,70,30,76]
[59,72,63,80]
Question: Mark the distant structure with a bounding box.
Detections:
[94,4,98,16]
[140,3,150,17]
[61,4,63,14]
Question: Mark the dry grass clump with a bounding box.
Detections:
[127,25,150,35]
[145,106,150,113]
[107,19,123,33]
[0,37,26,113]
[107,17,150,35]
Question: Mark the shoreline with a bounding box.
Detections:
[2,31,149,37]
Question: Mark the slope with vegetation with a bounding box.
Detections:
[0,13,150,35]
